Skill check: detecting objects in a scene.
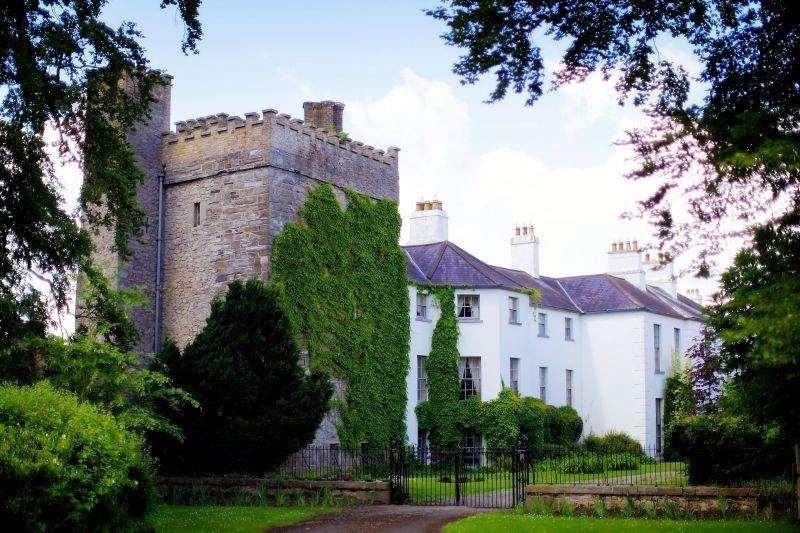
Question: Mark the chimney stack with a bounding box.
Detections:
[407,198,448,245]
[511,223,540,278]
[644,250,677,298]
[303,101,344,133]
[607,238,646,290]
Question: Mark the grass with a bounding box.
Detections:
[443,512,800,532]
[405,474,516,503]
[152,505,334,533]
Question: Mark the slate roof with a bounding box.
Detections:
[403,240,703,321]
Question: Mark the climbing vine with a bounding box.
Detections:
[415,285,461,448]
[271,185,410,450]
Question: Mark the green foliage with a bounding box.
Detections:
[272,185,410,450]
[555,453,641,475]
[0,1,201,339]
[583,432,644,456]
[427,2,800,274]
[0,335,195,441]
[667,412,790,484]
[707,222,800,444]
[0,381,154,532]
[416,285,462,448]
[663,366,696,459]
[517,396,549,449]
[156,278,332,474]
[547,405,583,446]
[478,388,521,450]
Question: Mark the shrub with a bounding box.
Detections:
[555,452,640,474]
[479,388,520,450]
[1,335,195,441]
[547,405,583,445]
[517,396,549,449]
[583,431,644,456]
[0,381,153,532]
[155,278,333,474]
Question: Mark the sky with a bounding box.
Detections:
[56,0,721,321]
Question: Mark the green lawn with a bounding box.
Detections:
[152,505,334,533]
[405,474,516,503]
[443,513,800,532]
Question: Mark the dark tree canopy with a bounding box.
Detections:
[427,1,800,271]
[155,278,332,474]
[0,0,201,336]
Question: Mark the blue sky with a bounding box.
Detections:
[89,1,716,296]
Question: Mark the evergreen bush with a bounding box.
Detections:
[155,278,332,474]
[583,431,644,456]
[0,381,153,532]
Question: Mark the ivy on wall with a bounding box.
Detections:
[416,286,582,450]
[415,285,461,448]
[271,185,410,450]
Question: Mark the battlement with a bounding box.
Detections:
[162,108,399,166]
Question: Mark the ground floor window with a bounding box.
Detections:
[461,430,482,468]
[565,369,574,407]
[459,357,481,399]
[655,397,663,456]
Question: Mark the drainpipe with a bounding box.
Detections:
[153,164,165,354]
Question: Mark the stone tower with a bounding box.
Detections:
[83,80,400,353]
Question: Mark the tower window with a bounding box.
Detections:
[193,202,200,227]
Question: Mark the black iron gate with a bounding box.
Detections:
[390,445,530,508]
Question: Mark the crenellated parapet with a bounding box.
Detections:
[162,108,399,167]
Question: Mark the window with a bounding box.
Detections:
[673,327,681,356]
[457,294,480,319]
[416,292,428,319]
[417,429,429,460]
[655,397,663,455]
[459,357,481,399]
[538,312,548,337]
[566,369,574,407]
[417,355,428,403]
[539,366,548,403]
[192,202,200,227]
[654,324,662,373]
[508,296,519,323]
[564,317,573,341]
[461,430,482,468]
[510,357,520,394]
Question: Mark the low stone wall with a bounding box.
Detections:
[525,484,790,519]
[158,476,390,506]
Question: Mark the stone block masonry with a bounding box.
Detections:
[83,79,400,352]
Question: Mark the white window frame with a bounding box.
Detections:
[655,397,663,455]
[417,355,428,403]
[654,323,662,373]
[539,366,548,403]
[538,312,548,337]
[508,296,520,324]
[416,292,428,319]
[673,327,681,356]
[565,369,574,407]
[457,294,480,320]
[510,357,520,394]
[459,356,481,399]
[564,317,573,341]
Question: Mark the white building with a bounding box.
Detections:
[403,200,703,453]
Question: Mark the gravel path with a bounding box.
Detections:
[268,505,486,533]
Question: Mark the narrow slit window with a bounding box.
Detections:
[193,202,201,227]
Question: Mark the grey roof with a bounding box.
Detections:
[403,240,703,321]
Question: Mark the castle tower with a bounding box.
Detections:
[79,76,172,354]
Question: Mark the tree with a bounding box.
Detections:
[426,1,800,271]
[0,0,201,336]
[706,218,800,446]
[155,278,333,474]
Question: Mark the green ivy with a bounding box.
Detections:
[271,185,410,450]
[415,285,461,448]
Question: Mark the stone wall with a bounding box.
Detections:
[158,476,390,506]
[525,484,790,520]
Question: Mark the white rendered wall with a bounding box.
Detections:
[642,314,702,451]
[581,312,648,444]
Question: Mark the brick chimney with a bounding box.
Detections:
[407,199,448,245]
[303,101,344,133]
